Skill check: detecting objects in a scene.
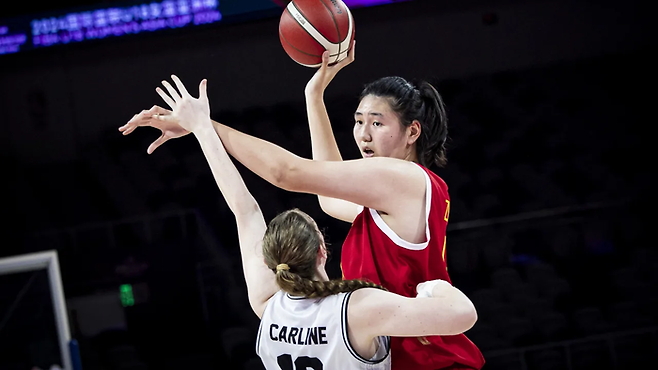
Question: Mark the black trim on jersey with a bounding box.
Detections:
[286,293,307,301]
[256,292,277,356]
[341,291,391,365]
[255,319,264,357]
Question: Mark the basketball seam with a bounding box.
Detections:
[318,0,342,62]
[288,1,332,49]
[342,8,354,52]
[280,28,322,58]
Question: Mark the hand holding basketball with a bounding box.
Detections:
[305,40,356,96]
[279,0,355,67]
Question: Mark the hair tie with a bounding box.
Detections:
[276,263,290,272]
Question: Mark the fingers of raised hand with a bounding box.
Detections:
[122,112,140,127]
[148,105,170,116]
[161,80,181,103]
[120,124,137,135]
[118,115,137,134]
[147,134,169,155]
[198,79,208,101]
[321,51,330,69]
[170,75,191,98]
[156,87,176,110]
[120,109,149,134]
[347,39,356,63]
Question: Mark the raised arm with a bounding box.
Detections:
[159,76,278,318]
[208,119,426,220]
[195,126,277,317]
[304,44,362,223]
[121,72,426,224]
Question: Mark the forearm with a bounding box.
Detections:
[305,91,355,218]
[210,119,298,189]
[195,126,276,315]
[305,91,343,161]
[193,126,260,218]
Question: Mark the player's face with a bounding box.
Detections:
[354,95,410,160]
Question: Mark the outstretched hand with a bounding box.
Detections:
[156,75,211,133]
[305,40,356,95]
[118,75,211,154]
[119,105,188,154]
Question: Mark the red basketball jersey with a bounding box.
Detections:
[341,164,485,370]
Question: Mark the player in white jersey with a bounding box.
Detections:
[257,289,391,369]
[127,76,478,369]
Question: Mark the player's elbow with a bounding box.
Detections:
[233,198,262,223]
[270,158,304,192]
[454,300,478,334]
[268,159,287,189]
[318,196,337,218]
[426,297,478,336]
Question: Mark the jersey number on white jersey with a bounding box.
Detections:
[277,354,323,369]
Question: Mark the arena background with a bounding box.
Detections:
[0,0,655,369]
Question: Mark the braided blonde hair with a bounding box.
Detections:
[263,209,386,298]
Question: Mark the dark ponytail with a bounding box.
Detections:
[417,81,448,167]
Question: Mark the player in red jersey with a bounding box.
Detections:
[302,45,484,370]
[120,43,484,369]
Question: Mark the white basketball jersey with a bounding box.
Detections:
[256,290,391,370]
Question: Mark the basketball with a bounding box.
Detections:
[279,0,355,67]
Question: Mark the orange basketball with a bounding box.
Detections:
[279,0,355,67]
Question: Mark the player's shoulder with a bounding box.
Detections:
[413,163,449,192]
[346,288,411,336]
[347,288,395,310]
[343,288,381,332]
